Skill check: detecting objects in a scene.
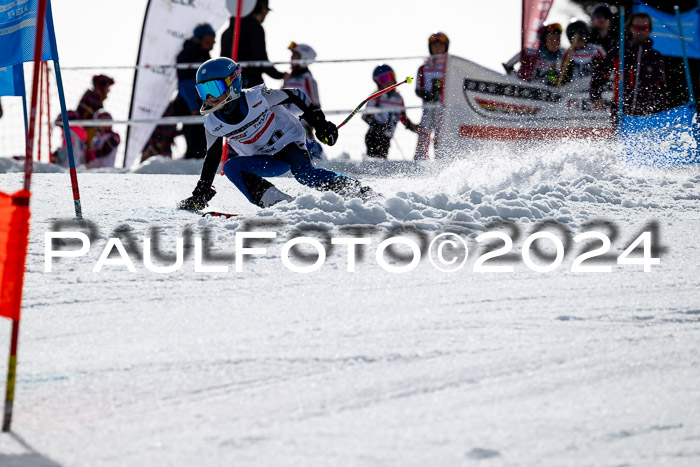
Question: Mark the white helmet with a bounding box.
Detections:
[288,42,317,63]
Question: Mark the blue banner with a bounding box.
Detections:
[0,64,24,96]
[0,0,54,68]
[633,3,700,59]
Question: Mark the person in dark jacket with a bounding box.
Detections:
[219,0,288,88]
[175,23,216,159]
[76,74,115,150]
[590,12,669,118]
[589,3,618,56]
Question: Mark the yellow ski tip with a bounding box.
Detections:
[406,76,413,84]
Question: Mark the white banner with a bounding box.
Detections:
[437,54,614,157]
[124,0,234,168]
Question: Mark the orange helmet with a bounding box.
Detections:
[428,32,449,52]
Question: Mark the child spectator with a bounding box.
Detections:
[558,20,606,87]
[88,110,121,168]
[415,32,448,160]
[516,23,565,86]
[362,64,420,159]
[283,42,323,159]
[52,111,87,167]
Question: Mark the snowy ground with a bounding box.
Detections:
[0,141,699,466]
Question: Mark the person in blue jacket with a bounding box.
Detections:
[175,23,217,159]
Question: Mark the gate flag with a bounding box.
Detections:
[0,0,54,67]
[0,191,31,322]
[633,3,700,59]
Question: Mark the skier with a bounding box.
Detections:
[557,20,606,87]
[282,42,323,159]
[414,32,448,160]
[178,57,376,211]
[362,64,420,158]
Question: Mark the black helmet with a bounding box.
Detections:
[566,20,590,42]
[591,3,613,21]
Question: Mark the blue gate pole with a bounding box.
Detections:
[45,0,83,219]
[675,6,696,105]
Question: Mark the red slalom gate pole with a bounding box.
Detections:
[23,0,48,190]
[4,0,49,433]
[221,0,244,174]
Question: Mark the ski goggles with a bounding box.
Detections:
[429,33,448,44]
[542,23,563,35]
[195,66,241,100]
[375,70,396,86]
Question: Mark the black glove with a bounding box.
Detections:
[315,120,338,146]
[302,105,338,146]
[178,179,216,211]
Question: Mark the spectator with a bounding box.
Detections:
[141,102,179,162]
[175,23,216,159]
[415,32,448,160]
[88,109,120,168]
[558,20,606,87]
[591,12,669,117]
[220,0,288,88]
[589,3,618,56]
[362,64,420,159]
[515,23,564,85]
[283,42,323,159]
[76,74,114,149]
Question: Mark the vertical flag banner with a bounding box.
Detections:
[0,191,31,322]
[0,0,54,67]
[124,0,231,168]
[633,3,700,59]
[522,0,554,51]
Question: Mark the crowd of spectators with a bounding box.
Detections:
[52,1,693,167]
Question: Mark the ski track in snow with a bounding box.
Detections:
[1,142,700,466]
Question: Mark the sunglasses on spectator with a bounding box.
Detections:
[631,25,651,32]
[375,71,396,86]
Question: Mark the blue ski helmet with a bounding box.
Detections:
[372,64,396,86]
[195,57,242,114]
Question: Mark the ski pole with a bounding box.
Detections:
[337,77,413,129]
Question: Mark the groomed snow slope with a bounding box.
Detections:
[0,142,699,466]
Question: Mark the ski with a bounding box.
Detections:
[201,211,239,219]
